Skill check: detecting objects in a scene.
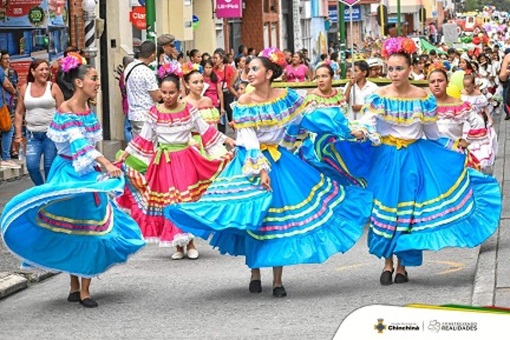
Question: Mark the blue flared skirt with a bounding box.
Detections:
[165,146,373,268]
[297,106,368,187]
[0,156,146,277]
[321,137,501,266]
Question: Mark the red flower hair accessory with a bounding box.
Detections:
[258,47,286,67]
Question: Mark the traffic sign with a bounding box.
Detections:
[339,0,360,6]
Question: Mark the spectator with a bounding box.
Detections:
[13,59,64,185]
[124,41,162,138]
[118,55,135,143]
[188,49,202,65]
[157,34,179,67]
[283,52,312,82]
[212,49,237,133]
[345,60,379,120]
[0,50,18,169]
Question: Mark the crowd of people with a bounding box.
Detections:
[0,26,505,308]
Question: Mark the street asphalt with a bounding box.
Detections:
[0,113,508,339]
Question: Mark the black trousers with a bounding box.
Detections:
[218,91,235,133]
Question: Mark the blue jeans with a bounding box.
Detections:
[124,116,132,143]
[1,125,14,161]
[26,130,57,186]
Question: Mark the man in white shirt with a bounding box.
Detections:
[124,41,162,137]
[345,60,379,120]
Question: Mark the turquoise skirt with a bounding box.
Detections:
[165,146,373,268]
[321,137,501,266]
[1,156,145,277]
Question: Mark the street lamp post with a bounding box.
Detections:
[82,0,98,63]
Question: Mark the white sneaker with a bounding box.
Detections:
[171,251,184,260]
[187,248,199,260]
[0,160,21,169]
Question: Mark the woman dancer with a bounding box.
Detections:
[315,37,501,285]
[182,62,228,159]
[1,55,145,308]
[461,74,497,173]
[166,48,372,298]
[116,63,235,260]
[182,62,220,127]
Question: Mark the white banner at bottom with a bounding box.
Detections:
[333,304,510,339]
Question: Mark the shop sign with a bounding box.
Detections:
[0,0,47,27]
[130,6,146,30]
[216,0,242,19]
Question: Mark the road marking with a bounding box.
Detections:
[430,260,464,275]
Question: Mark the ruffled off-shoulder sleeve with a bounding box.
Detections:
[48,112,103,175]
[233,88,305,129]
[236,128,271,177]
[362,93,438,126]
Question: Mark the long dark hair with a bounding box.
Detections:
[183,70,201,84]
[63,64,94,90]
[315,64,334,78]
[159,74,180,89]
[388,52,412,66]
[256,57,283,82]
[27,59,50,83]
[201,59,218,83]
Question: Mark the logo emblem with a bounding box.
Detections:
[374,319,387,333]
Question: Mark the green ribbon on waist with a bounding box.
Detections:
[154,143,188,164]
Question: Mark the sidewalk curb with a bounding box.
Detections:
[471,109,505,307]
[0,272,58,300]
[471,231,498,306]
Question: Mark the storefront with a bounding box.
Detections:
[0,0,68,85]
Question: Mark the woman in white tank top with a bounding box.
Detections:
[13,59,64,185]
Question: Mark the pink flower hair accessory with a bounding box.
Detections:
[61,52,86,73]
[382,37,417,58]
[258,47,286,67]
[157,63,183,79]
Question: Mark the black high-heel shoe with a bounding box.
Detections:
[394,271,409,284]
[272,286,287,298]
[67,291,80,302]
[249,280,262,293]
[380,269,394,286]
[80,297,99,308]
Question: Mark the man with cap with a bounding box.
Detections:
[367,57,383,78]
[157,34,179,67]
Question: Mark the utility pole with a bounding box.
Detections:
[397,0,402,36]
[338,1,346,78]
[145,0,156,42]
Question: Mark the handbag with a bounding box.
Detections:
[0,87,12,132]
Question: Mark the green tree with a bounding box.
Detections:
[464,0,481,12]
[481,0,510,11]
